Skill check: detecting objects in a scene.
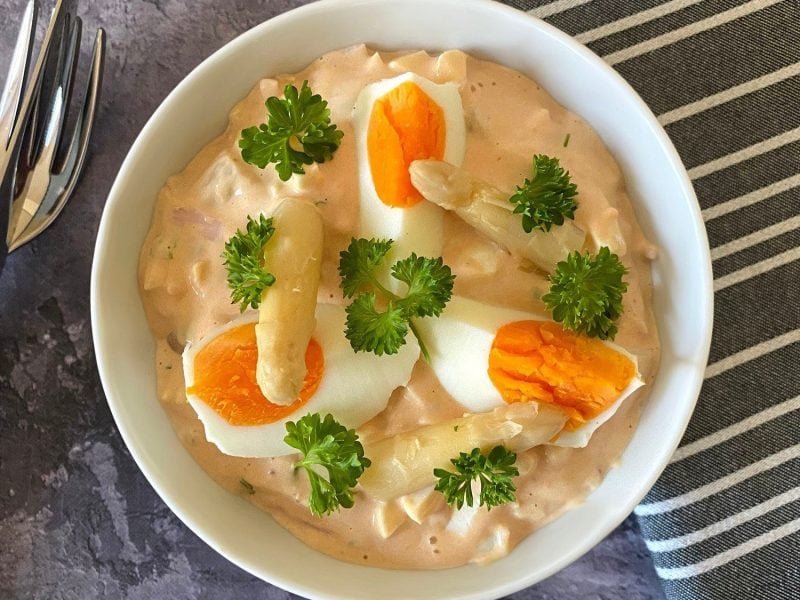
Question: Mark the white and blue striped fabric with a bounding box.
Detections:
[503,1,800,598]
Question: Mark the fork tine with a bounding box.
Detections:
[61,27,105,189]
[63,28,106,191]
[54,15,83,176]
[8,28,106,252]
[0,0,37,178]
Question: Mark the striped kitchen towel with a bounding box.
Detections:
[502,0,800,598]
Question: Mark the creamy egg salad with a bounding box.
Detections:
[138,45,660,569]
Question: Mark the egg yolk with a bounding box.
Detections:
[488,321,636,430]
[367,81,446,208]
[186,324,324,426]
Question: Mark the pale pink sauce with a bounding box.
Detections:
[138,46,660,569]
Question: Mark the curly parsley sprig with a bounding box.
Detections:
[509,154,578,233]
[434,446,519,510]
[284,413,371,517]
[222,214,276,311]
[338,238,455,361]
[542,246,628,340]
[239,81,343,181]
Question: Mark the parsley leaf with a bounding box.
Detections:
[338,238,455,359]
[344,293,409,356]
[509,154,578,233]
[338,237,394,298]
[392,254,456,318]
[222,214,276,311]
[434,446,519,510]
[284,413,371,517]
[239,81,343,181]
[542,246,628,340]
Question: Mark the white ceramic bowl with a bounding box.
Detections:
[91,0,713,598]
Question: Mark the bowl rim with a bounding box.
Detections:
[91,0,714,597]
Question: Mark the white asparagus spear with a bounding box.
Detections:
[409,160,586,273]
[359,402,567,502]
[255,199,324,405]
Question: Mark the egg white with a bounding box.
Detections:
[352,72,466,265]
[183,303,420,457]
[415,296,643,448]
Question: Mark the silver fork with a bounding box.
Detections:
[1,0,105,253]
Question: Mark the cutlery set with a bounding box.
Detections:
[0,0,104,264]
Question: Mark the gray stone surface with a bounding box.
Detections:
[0,1,665,598]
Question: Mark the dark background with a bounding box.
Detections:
[0,1,662,598]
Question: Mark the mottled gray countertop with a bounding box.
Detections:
[0,1,664,598]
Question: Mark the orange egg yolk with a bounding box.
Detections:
[367,81,446,208]
[488,321,636,431]
[186,323,324,426]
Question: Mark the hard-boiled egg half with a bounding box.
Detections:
[183,303,419,457]
[415,296,643,448]
[353,73,466,263]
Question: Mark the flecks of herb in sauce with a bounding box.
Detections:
[239,478,256,495]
